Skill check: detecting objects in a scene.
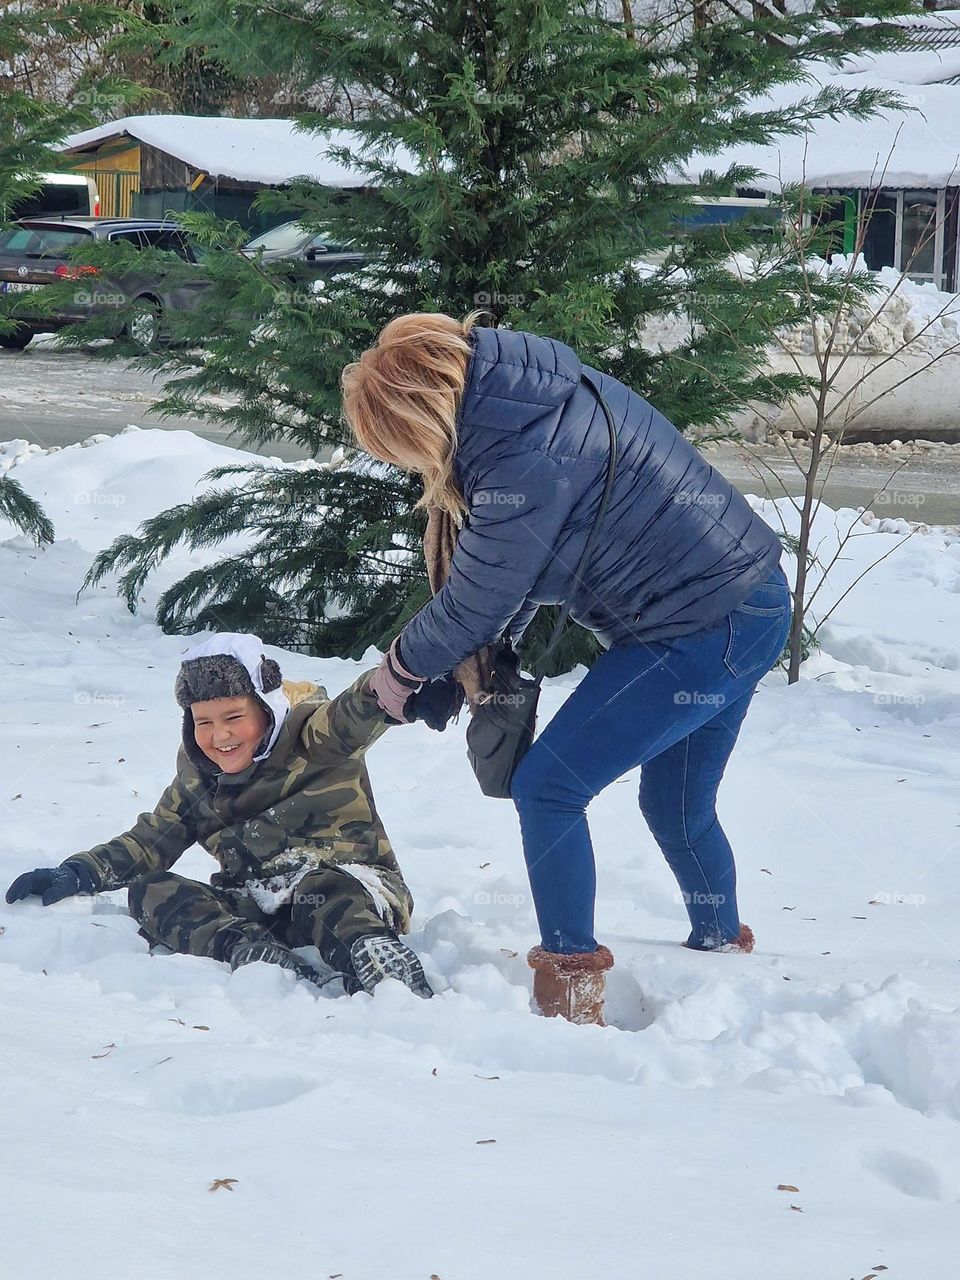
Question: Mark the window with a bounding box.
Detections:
[900,190,938,278]
[245,220,315,253]
[139,229,191,259]
[860,191,898,272]
[107,230,148,248]
[10,180,92,220]
[0,226,92,257]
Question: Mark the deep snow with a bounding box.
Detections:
[1,428,959,1279]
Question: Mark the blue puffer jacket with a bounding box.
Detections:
[398,326,783,680]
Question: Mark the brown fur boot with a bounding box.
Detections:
[527,944,615,1026]
[728,924,755,953]
[682,924,755,953]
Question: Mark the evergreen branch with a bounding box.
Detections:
[0,475,55,546]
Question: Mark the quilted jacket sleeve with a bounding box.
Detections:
[398,449,580,678]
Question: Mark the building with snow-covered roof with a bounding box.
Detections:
[56,115,417,231]
[681,9,960,292]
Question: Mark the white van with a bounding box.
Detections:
[10,173,100,220]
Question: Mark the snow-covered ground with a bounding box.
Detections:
[1,428,959,1279]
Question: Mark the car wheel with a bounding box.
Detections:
[0,325,34,351]
[127,299,161,350]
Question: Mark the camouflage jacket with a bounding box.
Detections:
[65,672,411,923]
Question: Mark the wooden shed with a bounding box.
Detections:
[57,115,416,233]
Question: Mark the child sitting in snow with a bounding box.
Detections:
[5,633,432,999]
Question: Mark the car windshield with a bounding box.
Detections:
[244,221,314,252]
[0,226,92,258]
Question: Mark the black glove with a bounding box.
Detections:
[402,673,465,732]
[5,861,98,906]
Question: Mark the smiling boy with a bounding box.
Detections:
[5,633,432,998]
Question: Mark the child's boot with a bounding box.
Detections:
[225,928,332,987]
[348,932,434,999]
[527,944,614,1026]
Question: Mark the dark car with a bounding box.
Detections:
[0,217,208,350]
[241,220,372,278]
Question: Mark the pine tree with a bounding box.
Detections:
[78,0,915,671]
[0,2,140,545]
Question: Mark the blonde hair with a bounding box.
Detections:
[341,310,487,521]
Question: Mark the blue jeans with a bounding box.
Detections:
[510,565,792,953]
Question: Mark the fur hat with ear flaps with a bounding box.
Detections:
[175,633,291,775]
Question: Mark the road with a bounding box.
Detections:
[708,442,960,528]
[2,343,959,524]
[0,341,311,463]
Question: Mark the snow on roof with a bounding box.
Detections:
[839,46,960,86]
[681,60,960,192]
[891,6,960,32]
[57,115,418,186]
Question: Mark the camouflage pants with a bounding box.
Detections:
[128,865,410,975]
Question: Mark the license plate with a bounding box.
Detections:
[0,281,41,293]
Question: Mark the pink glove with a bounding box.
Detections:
[370,637,424,722]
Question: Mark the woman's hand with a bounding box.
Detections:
[370,638,424,723]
